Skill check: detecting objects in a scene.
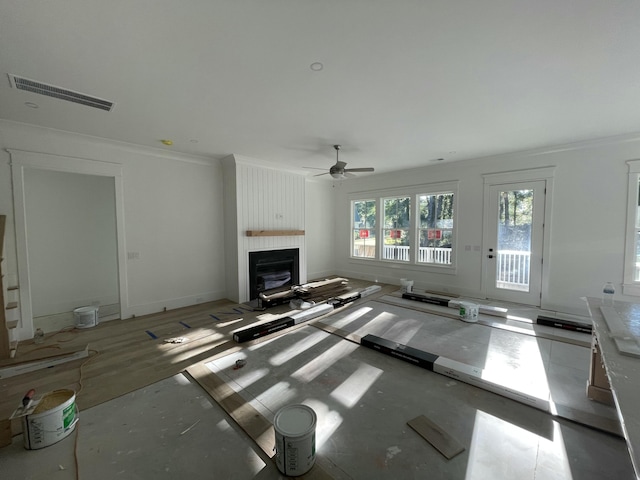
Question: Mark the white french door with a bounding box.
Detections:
[482,180,546,306]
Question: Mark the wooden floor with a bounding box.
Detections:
[0,278,390,437]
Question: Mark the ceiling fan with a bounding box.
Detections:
[311,145,375,179]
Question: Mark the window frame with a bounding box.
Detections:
[351,198,377,259]
[416,192,455,266]
[381,195,411,262]
[349,181,458,273]
[623,160,640,296]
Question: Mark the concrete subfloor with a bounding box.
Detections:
[1,299,636,479]
[0,373,283,479]
[325,299,616,424]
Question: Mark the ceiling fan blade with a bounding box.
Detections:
[335,161,347,169]
[303,166,327,171]
[344,167,374,173]
[314,172,330,177]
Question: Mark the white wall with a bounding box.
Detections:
[332,135,640,316]
[0,120,226,338]
[23,168,118,316]
[305,179,337,279]
[5,120,636,324]
[122,152,225,314]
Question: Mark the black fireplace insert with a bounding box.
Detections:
[248,248,299,300]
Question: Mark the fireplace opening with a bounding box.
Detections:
[249,248,299,301]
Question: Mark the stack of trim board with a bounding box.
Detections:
[258,277,350,308]
[234,285,382,342]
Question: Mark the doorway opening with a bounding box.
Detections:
[482,168,555,306]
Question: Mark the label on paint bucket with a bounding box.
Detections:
[400,279,414,294]
[62,402,75,429]
[274,404,317,476]
[459,302,479,322]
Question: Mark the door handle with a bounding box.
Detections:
[487,255,494,259]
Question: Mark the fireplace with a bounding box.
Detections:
[248,248,300,301]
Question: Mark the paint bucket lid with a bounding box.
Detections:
[274,404,316,437]
[31,389,75,415]
[459,301,476,308]
[73,306,98,314]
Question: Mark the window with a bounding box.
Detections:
[382,196,410,261]
[623,161,640,295]
[352,199,376,258]
[350,182,457,269]
[418,193,454,265]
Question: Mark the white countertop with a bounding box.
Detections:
[587,297,640,480]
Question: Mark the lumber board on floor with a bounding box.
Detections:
[187,362,335,480]
[407,415,465,459]
[0,278,386,442]
[312,321,363,344]
[0,344,88,368]
[0,418,11,448]
[377,295,590,348]
[0,345,89,379]
[187,362,275,456]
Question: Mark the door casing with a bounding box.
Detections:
[482,167,555,307]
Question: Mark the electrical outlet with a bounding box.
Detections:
[127,251,140,260]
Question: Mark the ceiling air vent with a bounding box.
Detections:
[8,74,115,111]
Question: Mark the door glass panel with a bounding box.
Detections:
[496,189,534,292]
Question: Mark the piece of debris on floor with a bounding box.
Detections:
[164,337,187,344]
[180,419,201,436]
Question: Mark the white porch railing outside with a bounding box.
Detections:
[418,247,451,264]
[381,245,451,264]
[359,245,531,290]
[382,245,410,261]
[496,249,530,291]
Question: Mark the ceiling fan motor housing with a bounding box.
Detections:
[329,165,345,179]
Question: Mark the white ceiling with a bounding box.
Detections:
[2,1,640,176]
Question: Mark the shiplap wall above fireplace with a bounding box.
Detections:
[222,155,306,303]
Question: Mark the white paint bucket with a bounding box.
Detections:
[273,404,317,476]
[22,389,78,450]
[400,278,414,293]
[459,302,479,322]
[74,306,99,329]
